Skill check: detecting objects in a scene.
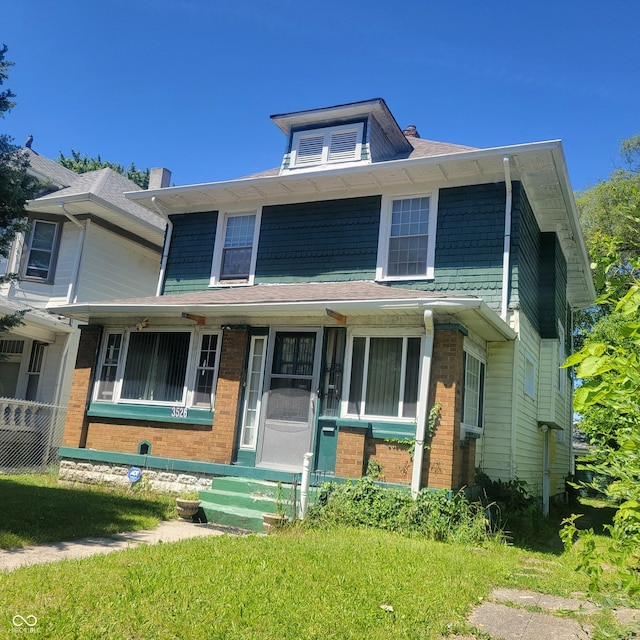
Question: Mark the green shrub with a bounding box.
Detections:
[306,477,493,544]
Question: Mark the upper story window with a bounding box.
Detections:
[376,192,438,281]
[289,122,365,169]
[94,329,221,409]
[210,210,261,286]
[22,220,60,282]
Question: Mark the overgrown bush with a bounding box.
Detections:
[305,477,493,544]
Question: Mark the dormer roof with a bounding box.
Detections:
[271,98,413,157]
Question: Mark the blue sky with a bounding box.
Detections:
[3,1,638,191]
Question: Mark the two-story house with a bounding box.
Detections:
[0,149,166,471]
[53,99,594,518]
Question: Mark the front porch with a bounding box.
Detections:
[0,397,67,472]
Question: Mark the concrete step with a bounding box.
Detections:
[199,477,296,532]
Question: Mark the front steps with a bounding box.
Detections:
[198,476,296,533]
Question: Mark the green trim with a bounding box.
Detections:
[87,402,214,426]
[58,447,297,483]
[336,418,415,440]
[434,323,469,335]
[234,449,256,466]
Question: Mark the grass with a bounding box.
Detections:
[0,472,175,549]
[0,474,637,639]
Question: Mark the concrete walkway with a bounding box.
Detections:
[0,520,235,572]
[450,586,639,640]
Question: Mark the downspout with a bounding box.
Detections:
[152,196,172,297]
[501,156,513,321]
[540,424,550,516]
[59,203,86,304]
[411,309,435,498]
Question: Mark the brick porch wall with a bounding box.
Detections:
[335,328,471,491]
[423,329,465,490]
[209,328,248,463]
[335,426,367,478]
[62,326,102,448]
[62,327,249,465]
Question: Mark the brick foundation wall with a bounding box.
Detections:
[84,420,217,461]
[62,326,102,448]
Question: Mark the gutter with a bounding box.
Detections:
[151,196,172,296]
[411,310,434,497]
[501,156,513,321]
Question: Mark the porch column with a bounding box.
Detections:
[62,325,102,448]
[209,328,248,464]
[422,328,466,490]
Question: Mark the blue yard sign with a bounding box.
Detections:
[127,466,142,484]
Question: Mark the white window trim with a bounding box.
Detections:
[342,327,424,422]
[524,351,536,399]
[22,219,61,283]
[288,122,365,170]
[93,327,222,409]
[375,191,439,282]
[461,339,486,438]
[209,208,262,287]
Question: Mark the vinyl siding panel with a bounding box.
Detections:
[255,196,381,283]
[74,224,160,302]
[478,339,515,479]
[163,211,218,294]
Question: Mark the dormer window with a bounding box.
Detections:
[290,122,364,169]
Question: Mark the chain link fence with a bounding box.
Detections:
[0,397,67,473]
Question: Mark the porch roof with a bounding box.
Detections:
[49,281,516,341]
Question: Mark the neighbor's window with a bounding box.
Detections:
[210,211,261,285]
[377,193,438,280]
[524,352,536,398]
[290,122,364,169]
[23,220,60,281]
[462,351,485,434]
[94,330,220,408]
[347,335,421,419]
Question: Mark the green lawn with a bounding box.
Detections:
[0,475,636,639]
[0,473,175,549]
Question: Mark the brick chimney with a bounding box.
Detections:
[148,167,171,190]
[403,124,420,139]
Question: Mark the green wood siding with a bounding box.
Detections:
[538,234,568,339]
[511,185,541,332]
[163,211,218,294]
[254,196,381,283]
[394,183,507,308]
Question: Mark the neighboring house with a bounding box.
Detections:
[0,149,166,470]
[53,99,595,513]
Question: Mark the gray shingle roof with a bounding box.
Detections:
[73,281,457,308]
[23,149,78,187]
[32,167,165,233]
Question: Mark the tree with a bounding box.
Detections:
[0,44,41,335]
[57,149,150,189]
